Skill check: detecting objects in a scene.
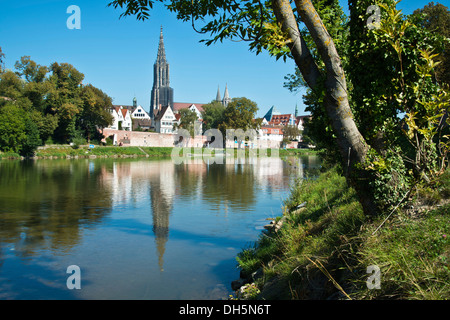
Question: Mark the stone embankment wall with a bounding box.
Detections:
[101,128,207,148]
[101,128,283,149]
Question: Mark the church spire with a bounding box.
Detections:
[222,84,231,107]
[156,26,167,63]
[216,85,221,102]
[151,26,174,119]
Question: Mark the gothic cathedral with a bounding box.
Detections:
[150,27,231,119]
[150,27,174,119]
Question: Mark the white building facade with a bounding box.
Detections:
[109,106,132,131]
[154,106,177,134]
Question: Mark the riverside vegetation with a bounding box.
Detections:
[0,145,314,160]
[234,165,450,300]
[0,145,173,160]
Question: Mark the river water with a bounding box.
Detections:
[0,155,320,300]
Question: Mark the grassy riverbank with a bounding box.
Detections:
[0,146,174,159]
[40,146,174,158]
[235,166,450,300]
[0,145,317,160]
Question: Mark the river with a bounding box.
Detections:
[0,155,320,299]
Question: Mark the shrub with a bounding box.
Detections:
[71,136,86,150]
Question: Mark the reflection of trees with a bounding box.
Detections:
[173,163,205,200]
[200,163,258,211]
[0,159,113,258]
[173,160,266,212]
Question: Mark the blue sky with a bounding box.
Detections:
[0,0,441,118]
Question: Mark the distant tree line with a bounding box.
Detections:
[0,55,113,156]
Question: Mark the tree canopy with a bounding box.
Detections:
[174,108,199,137]
[411,2,450,87]
[0,55,113,155]
[201,101,225,132]
[218,97,260,133]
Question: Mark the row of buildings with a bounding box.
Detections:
[106,27,310,147]
[108,98,309,145]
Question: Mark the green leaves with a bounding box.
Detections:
[0,55,115,152]
[411,2,450,87]
[108,0,296,60]
[174,108,199,137]
[14,56,48,83]
[346,0,450,210]
[218,97,260,134]
[0,104,28,154]
[201,101,225,132]
[107,0,156,20]
[259,21,292,60]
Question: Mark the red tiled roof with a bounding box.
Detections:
[269,115,291,125]
[173,102,205,112]
[260,126,284,135]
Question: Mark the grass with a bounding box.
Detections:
[0,151,21,160]
[278,148,318,156]
[235,166,450,300]
[32,145,174,158]
[1,145,318,160]
[354,203,450,300]
[140,147,174,157]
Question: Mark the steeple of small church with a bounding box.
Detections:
[222,84,231,107]
[216,85,221,102]
[150,26,174,119]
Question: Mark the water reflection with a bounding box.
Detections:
[0,155,321,299]
[0,160,113,257]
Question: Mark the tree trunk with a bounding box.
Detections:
[272,0,378,216]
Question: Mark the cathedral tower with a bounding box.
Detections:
[150,27,174,118]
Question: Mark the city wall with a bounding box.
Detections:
[101,128,207,148]
[101,128,284,149]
